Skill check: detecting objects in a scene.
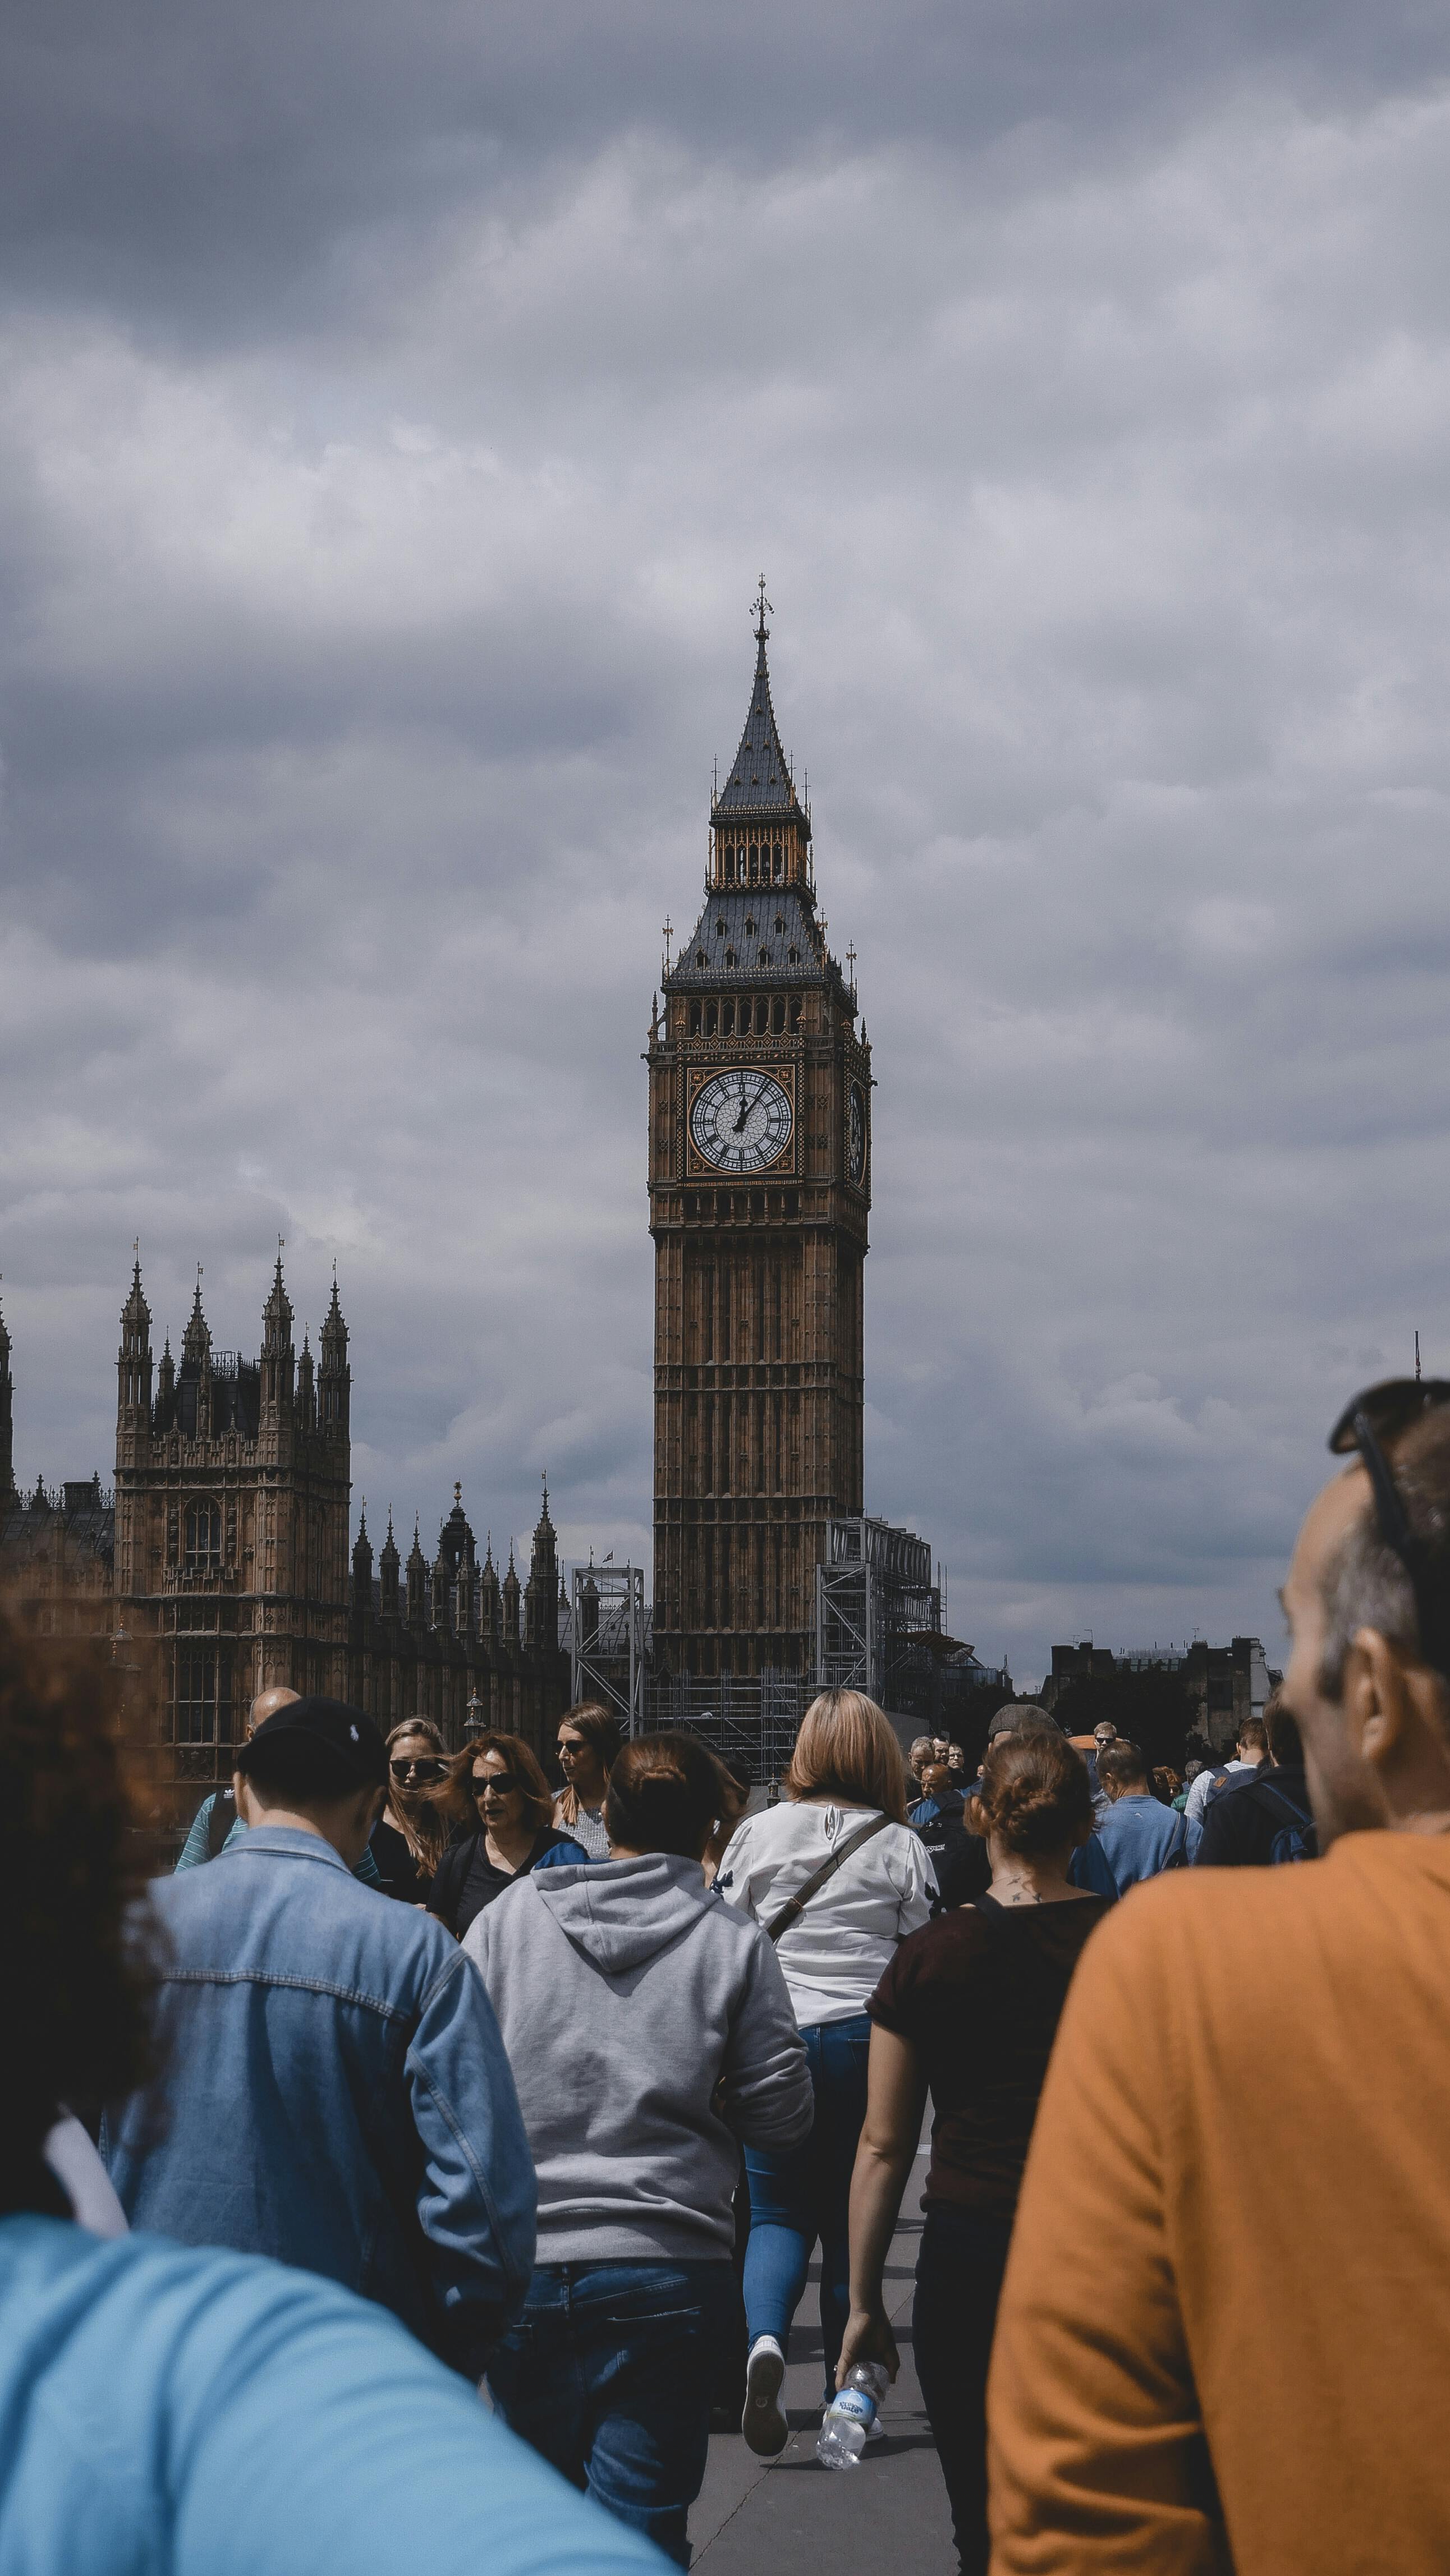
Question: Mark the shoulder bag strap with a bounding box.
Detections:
[1255,1778,1312,1829]
[764,1812,892,1944]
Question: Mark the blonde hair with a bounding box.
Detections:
[383,1719,453,1880]
[784,1689,909,1825]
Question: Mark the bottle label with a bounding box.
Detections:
[830,2390,875,2426]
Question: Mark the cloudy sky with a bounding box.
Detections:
[4,1,1450,1685]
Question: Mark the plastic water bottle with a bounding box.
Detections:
[816,2363,889,2469]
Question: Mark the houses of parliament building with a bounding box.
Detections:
[0,1258,568,1814]
[0,593,882,1803]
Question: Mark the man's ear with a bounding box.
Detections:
[1346,1629,1412,1774]
[233,1769,255,1824]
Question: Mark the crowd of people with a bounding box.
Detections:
[7,1367,1450,2572]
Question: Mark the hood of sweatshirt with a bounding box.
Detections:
[532,1851,714,1976]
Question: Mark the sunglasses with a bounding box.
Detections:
[390,1756,445,1783]
[557,1739,586,1755]
[1328,1376,1450,1681]
[472,1773,520,1798]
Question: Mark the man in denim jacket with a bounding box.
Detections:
[104,1698,535,2377]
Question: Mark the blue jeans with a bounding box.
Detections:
[742,2012,871,2394]
[487,2260,736,2568]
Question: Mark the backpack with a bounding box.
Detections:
[1255,1777,1317,1865]
[1200,1767,1236,1810]
[205,1785,238,1860]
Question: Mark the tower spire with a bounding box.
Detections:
[318,1264,350,1438]
[181,1267,209,1369]
[704,585,811,894]
[117,1253,154,1443]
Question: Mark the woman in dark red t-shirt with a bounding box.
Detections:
[841,1727,1110,2576]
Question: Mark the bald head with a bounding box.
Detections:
[248,1685,300,1738]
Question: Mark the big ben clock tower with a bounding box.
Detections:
[649,586,870,1680]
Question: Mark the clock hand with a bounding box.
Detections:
[735,1075,772,1134]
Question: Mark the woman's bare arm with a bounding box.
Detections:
[836,2022,928,2386]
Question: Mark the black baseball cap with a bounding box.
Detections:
[236,1696,388,1792]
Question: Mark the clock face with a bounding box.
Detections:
[690,1069,793,1172]
[847,1080,866,1185]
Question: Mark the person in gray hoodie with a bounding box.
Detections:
[464,1728,813,2568]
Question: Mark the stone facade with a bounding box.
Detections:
[347,1482,568,1748]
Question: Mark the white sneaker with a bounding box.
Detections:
[742,2335,789,2457]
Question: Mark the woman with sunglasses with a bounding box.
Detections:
[553,1704,623,1861]
[429,1735,587,1939]
[371,1721,455,1902]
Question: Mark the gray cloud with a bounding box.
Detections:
[4,18,1450,1680]
[3,2,1447,341]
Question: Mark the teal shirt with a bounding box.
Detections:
[176,1792,382,1887]
[0,2217,666,2576]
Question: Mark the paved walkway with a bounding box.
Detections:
[690,2177,956,2575]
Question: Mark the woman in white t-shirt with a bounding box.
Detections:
[714,1689,937,2454]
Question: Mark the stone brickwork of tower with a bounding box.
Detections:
[112,1253,352,1804]
[649,592,871,1678]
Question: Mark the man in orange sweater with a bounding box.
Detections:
[988,1382,1450,2575]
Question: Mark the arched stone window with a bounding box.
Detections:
[186,1497,222,1571]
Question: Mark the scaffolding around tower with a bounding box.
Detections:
[569,1561,646,1738]
[815,1514,941,1707]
